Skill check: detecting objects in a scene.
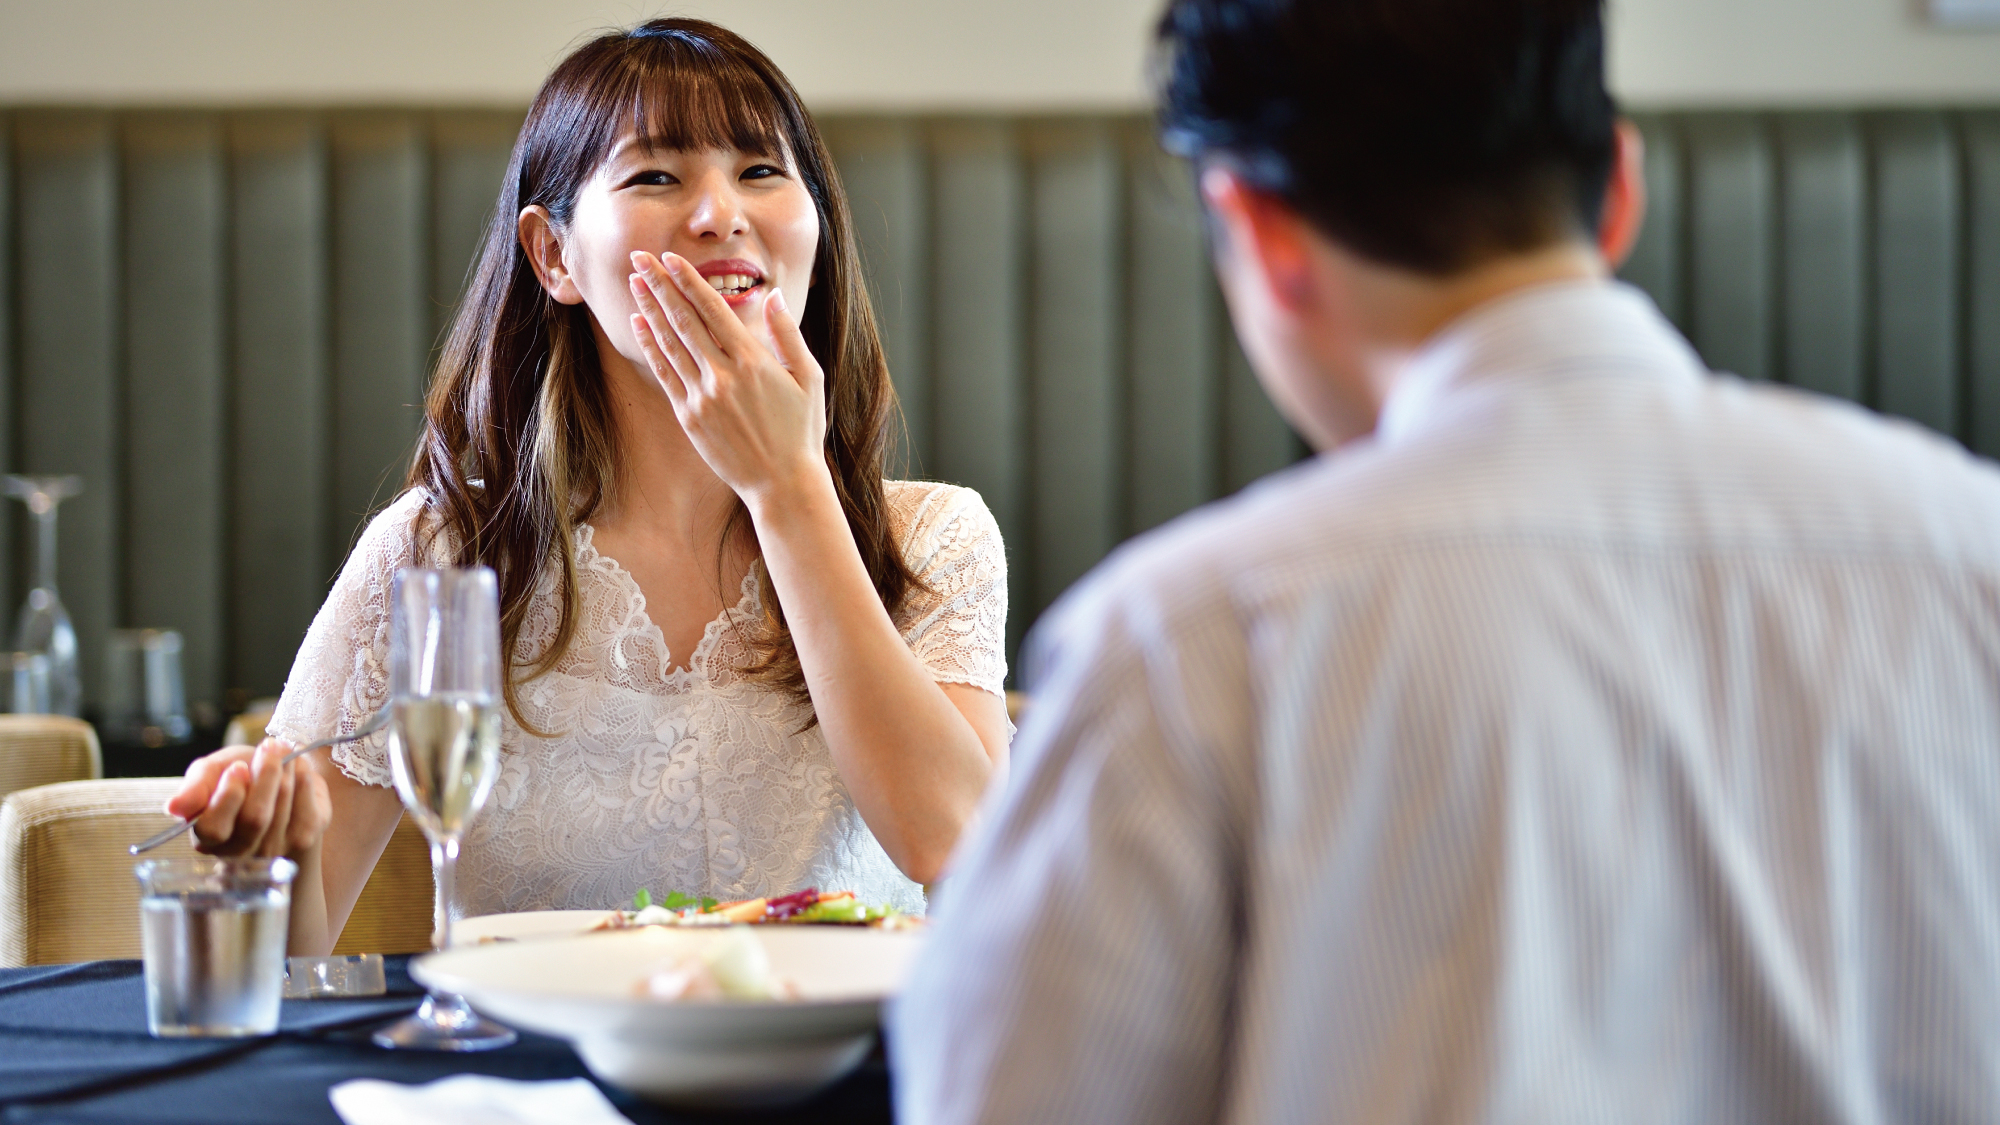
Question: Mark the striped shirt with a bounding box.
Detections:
[890,280,2000,1124]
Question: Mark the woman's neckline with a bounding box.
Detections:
[575,522,761,684]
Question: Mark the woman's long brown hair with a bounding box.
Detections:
[411,18,914,725]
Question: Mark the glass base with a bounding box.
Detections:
[372,991,516,1052]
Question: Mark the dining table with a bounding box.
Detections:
[0,956,895,1124]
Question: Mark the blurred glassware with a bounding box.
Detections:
[6,648,51,708]
[105,629,191,747]
[4,476,83,716]
[6,652,50,715]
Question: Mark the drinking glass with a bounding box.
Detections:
[105,628,191,746]
[5,652,50,714]
[5,475,83,715]
[371,566,516,1051]
[135,856,297,1038]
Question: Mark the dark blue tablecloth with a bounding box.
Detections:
[0,958,892,1124]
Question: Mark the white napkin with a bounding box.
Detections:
[329,1075,632,1125]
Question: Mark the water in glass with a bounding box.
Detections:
[135,857,296,1038]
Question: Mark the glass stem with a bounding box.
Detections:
[430,835,458,954]
[32,505,57,592]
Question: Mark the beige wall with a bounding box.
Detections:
[5,0,2000,108]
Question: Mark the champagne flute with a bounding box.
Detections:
[371,566,516,1051]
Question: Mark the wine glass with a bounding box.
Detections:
[371,566,516,1052]
[5,475,83,716]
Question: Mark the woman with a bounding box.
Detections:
[166,18,1010,955]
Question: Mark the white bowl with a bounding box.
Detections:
[451,909,618,946]
[410,926,924,1107]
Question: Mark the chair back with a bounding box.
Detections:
[221,699,279,749]
[334,812,434,956]
[0,716,101,803]
[0,778,433,966]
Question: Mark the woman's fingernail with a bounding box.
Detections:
[768,287,787,313]
[629,250,649,270]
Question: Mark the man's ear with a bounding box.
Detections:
[1597,120,1647,271]
[518,206,584,305]
[1200,166,1315,312]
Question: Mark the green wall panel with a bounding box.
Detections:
[826,118,932,477]
[329,115,428,573]
[1026,120,1122,618]
[0,104,1991,707]
[1969,113,2000,459]
[1871,112,1961,435]
[1777,114,1866,401]
[122,113,227,715]
[1686,114,1775,382]
[929,120,1027,656]
[1125,121,1217,535]
[1621,115,1685,330]
[14,111,120,707]
[229,113,329,702]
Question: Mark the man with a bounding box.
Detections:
[890,1,2000,1122]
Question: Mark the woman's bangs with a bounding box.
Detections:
[623,41,790,163]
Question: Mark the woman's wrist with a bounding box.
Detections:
[739,455,840,526]
[285,840,332,955]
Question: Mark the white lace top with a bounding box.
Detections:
[266,480,1008,919]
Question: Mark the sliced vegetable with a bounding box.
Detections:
[716,897,769,924]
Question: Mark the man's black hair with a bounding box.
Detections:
[1155,0,1618,275]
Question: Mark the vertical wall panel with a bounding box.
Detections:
[0,113,13,611]
[430,111,519,346]
[1621,114,1685,328]
[1125,122,1217,534]
[1968,112,2000,459]
[330,115,428,576]
[5,104,1998,717]
[15,111,120,709]
[827,118,933,476]
[1026,121,1121,617]
[230,114,328,702]
[122,113,226,715]
[1220,329,1300,495]
[929,121,1026,656]
[1871,112,1962,436]
[1686,114,1775,382]
[1777,114,1867,401]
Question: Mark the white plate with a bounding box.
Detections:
[451,910,620,947]
[411,926,924,1107]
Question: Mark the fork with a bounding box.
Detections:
[126,708,391,856]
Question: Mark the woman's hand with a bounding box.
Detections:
[165,740,331,860]
[625,251,828,506]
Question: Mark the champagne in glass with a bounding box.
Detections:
[372,566,516,1052]
[388,695,501,840]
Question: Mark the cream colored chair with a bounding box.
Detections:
[0,715,102,803]
[0,778,434,966]
[221,698,280,749]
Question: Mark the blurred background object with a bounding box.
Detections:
[3,476,81,717]
[0,715,100,806]
[0,0,1996,729]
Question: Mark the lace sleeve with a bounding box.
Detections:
[890,482,1009,697]
[264,490,429,788]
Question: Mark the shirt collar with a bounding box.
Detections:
[1375,279,1704,446]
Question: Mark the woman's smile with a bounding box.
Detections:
[692,257,767,306]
